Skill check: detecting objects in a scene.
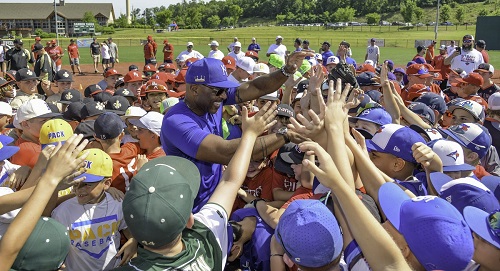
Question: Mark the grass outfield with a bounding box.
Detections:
[52,26,499,69]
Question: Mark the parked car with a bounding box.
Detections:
[348,22,361,26]
[441,21,454,26]
[427,22,436,26]
[379,20,391,26]
[404,22,413,26]
[415,22,425,27]
[392,21,405,26]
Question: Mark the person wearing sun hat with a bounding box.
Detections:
[52,148,137,271]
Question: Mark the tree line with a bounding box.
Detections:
[110,0,489,29]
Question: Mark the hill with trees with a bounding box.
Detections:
[112,0,500,29]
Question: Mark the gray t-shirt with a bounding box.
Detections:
[108,42,118,59]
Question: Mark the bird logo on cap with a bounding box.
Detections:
[63,72,69,78]
[376,126,384,134]
[65,92,73,100]
[446,150,460,161]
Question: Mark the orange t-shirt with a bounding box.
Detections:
[67,44,79,59]
[233,166,279,210]
[281,186,314,209]
[47,46,64,66]
[425,44,435,62]
[474,165,491,180]
[163,43,174,61]
[108,142,143,193]
[11,137,41,168]
[146,147,166,159]
[144,43,155,59]
[431,54,451,80]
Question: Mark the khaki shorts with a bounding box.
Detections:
[92,54,100,62]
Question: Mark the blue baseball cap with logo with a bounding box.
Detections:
[349,107,392,126]
[481,175,500,202]
[275,199,343,268]
[429,172,500,215]
[379,182,474,271]
[366,124,425,163]
[439,123,491,159]
[185,58,240,89]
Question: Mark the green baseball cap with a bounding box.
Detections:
[298,60,311,75]
[10,217,70,271]
[123,156,200,248]
[268,54,285,68]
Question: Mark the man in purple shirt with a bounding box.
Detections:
[247,37,261,53]
[161,53,311,212]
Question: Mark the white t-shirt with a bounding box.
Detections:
[447,45,456,56]
[208,50,224,60]
[52,193,127,271]
[0,45,5,62]
[449,48,484,74]
[267,44,287,58]
[101,44,110,59]
[228,51,245,61]
[228,42,237,52]
[175,50,205,61]
[0,187,20,240]
[194,203,229,267]
[366,45,380,64]
[0,160,20,186]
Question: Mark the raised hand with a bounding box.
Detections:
[307,65,324,96]
[241,102,277,137]
[324,79,351,130]
[44,134,89,185]
[285,51,315,74]
[298,141,340,189]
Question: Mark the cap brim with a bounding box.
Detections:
[365,139,384,153]
[429,172,453,193]
[443,164,475,172]
[354,128,373,139]
[474,69,490,73]
[464,206,500,249]
[36,112,62,119]
[79,173,106,183]
[105,109,125,116]
[5,123,15,129]
[439,128,467,148]
[128,118,148,130]
[0,136,14,146]
[349,116,382,126]
[206,80,240,88]
[378,182,411,230]
[280,152,302,164]
[41,141,66,149]
[58,100,73,105]
[0,145,19,161]
[273,155,294,176]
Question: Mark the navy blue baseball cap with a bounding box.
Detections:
[408,102,436,125]
[94,112,126,140]
[356,72,379,87]
[185,58,239,88]
[414,92,447,115]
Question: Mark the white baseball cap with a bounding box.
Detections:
[259,91,279,101]
[428,139,475,172]
[0,102,13,116]
[364,60,375,67]
[252,37,256,41]
[326,56,340,66]
[253,63,270,74]
[16,99,60,123]
[234,41,242,47]
[439,45,447,50]
[208,40,219,46]
[237,57,255,74]
[121,106,147,120]
[276,35,283,40]
[488,92,500,111]
[129,111,163,136]
[186,42,194,46]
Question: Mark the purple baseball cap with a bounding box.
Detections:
[275,199,343,268]
[366,124,425,163]
[480,175,500,202]
[414,57,426,64]
[426,139,474,172]
[185,58,240,88]
[429,172,500,214]
[464,207,500,249]
[349,107,392,126]
[379,182,474,271]
[393,67,406,75]
[439,123,492,159]
[387,72,397,81]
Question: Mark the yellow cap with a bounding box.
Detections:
[39,119,74,148]
[78,148,113,182]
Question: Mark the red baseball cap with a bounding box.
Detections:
[124,71,143,83]
[105,69,122,78]
[145,79,167,88]
[357,63,376,73]
[245,51,259,60]
[147,35,153,41]
[406,64,433,78]
[163,63,177,70]
[163,39,168,44]
[143,64,157,72]
[174,69,187,83]
[151,72,176,84]
[451,72,484,87]
[406,84,429,104]
[144,84,168,94]
[222,56,236,70]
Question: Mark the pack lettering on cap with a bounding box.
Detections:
[83,160,93,169]
[48,131,65,139]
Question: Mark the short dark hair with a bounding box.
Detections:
[295,38,302,45]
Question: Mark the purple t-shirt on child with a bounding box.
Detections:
[161,88,237,213]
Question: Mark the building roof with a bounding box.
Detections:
[0,3,115,20]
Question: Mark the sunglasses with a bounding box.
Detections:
[463,39,473,43]
[203,85,227,96]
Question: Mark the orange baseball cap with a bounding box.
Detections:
[124,71,143,83]
[145,79,167,88]
[144,84,168,94]
[151,72,176,84]
[406,84,429,104]
[163,39,169,44]
[406,64,433,78]
[222,56,236,70]
[143,64,157,72]
[245,51,259,60]
[105,69,122,78]
[174,69,187,84]
[357,63,376,73]
[451,72,484,87]
[163,62,177,70]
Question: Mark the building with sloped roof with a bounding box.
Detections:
[0,0,115,36]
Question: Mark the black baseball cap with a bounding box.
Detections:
[13,38,23,44]
[81,101,105,119]
[322,41,331,47]
[84,84,103,97]
[114,88,138,101]
[54,70,74,82]
[94,112,126,140]
[59,89,82,104]
[15,68,38,81]
[63,101,84,122]
[75,120,95,141]
[105,96,130,115]
[32,43,43,52]
[93,91,112,104]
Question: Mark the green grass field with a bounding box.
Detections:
[43,26,499,69]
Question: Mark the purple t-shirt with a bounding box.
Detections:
[230,208,274,271]
[322,50,334,66]
[161,88,237,213]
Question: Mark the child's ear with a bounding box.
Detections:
[103,178,112,189]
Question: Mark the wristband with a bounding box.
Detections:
[270,254,283,257]
[249,198,266,208]
[280,66,292,77]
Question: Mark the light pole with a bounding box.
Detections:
[434,0,440,40]
[54,0,59,44]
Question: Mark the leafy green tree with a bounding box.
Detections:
[155,10,173,28]
[414,7,424,22]
[333,7,355,22]
[455,6,465,24]
[206,15,221,28]
[319,11,330,23]
[440,4,451,22]
[366,13,381,25]
[82,11,98,24]
[478,8,489,16]
[222,16,232,27]
[114,14,129,28]
[400,0,417,23]
[276,14,286,24]
[229,5,244,26]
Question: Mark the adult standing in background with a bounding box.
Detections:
[444,34,484,74]
[266,36,287,58]
[5,39,33,71]
[175,42,204,61]
[447,40,456,56]
[162,39,174,63]
[47,39,64,72]
[425,40,436,64]
[0,39,5,76]
[475,40,489,63]
[31,36,42,60]
[228,37,239,52]
[143,37,156,65]
[247,37,261,53]
[107,37,119,68]
[100,40,111,71]
[67,39,83,75]
[228,42,245,61]
[90,37,101,73]
[321,41,334,66]
[365,38,380,66]
[207,40,224,60]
